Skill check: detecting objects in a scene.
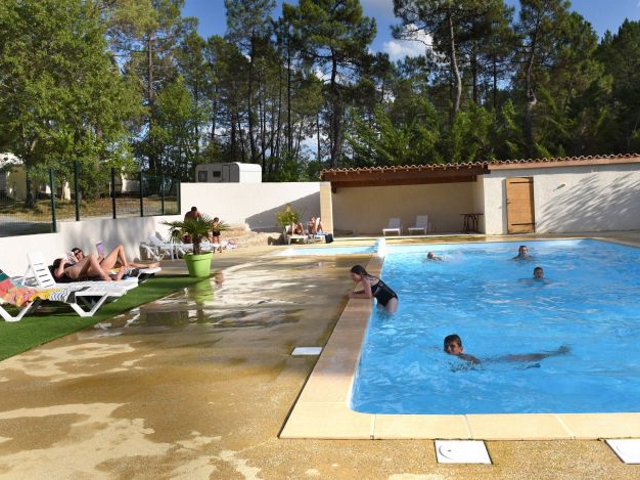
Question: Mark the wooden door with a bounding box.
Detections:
[506,177,535,234]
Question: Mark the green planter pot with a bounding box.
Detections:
[184,252,213,277]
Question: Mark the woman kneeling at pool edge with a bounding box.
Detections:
[349,265,398,313]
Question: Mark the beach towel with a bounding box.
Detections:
[0,269,78,306]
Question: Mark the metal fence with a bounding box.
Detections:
[0,162,180,237]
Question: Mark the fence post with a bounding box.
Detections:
[111,168,117,219]
[177,181,181,214]
[161,172,165,215]
[49,168,57,233]
[74,161,80,221]
[139,170,144,217]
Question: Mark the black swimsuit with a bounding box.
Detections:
[370,279,398,306]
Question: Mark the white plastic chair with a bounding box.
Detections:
[408,215,430,235]
[382,218,402,236]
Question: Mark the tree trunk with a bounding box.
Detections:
[525,38,538,158]
[247,36,257,164]
[492,51,498,110]
[471,42,478,104]
[448,10,462,120]
[287,44,292,153]
[328,51,342,167]
[146,34,157,174]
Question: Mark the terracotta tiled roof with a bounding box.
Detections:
[320,153,640,178]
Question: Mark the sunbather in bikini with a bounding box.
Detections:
[52,253,115,282]
[53,245,159,282]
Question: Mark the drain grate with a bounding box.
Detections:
[435,440,492,464]
[605,439,640,463]
[291,347,323,356]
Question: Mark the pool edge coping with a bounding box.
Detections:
[279,237,640,440]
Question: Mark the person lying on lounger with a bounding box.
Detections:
[52,253,117,282]
[54,246,159,282]
[443,334,569,365]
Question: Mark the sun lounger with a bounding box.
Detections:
[284,224,307,244]
[382,218,403,236]
[407,215,430,235]
[308,217,326,243]
[25,252,140,292]
[143,236,192,261]
[0,269,127,322]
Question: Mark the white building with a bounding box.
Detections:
[321,154,640,235]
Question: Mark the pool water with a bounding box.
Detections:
[350,239,640,415]
[276,245,375,256]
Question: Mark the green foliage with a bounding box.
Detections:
[0,0,141,202]
[275,204,301,231]
[163,214,228,254]
[2,0,640,184]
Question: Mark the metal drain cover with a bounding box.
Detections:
[435,440,492,464]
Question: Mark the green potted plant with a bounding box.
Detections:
[163,214,228,277]
[276,204,302,231]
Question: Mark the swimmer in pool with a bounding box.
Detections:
[349,264,398,313]
[513,245,534,261]
[426,252,444,261]
[518,266,551,285]
[443,334,570,365]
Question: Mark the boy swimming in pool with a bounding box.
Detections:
[443,334,569,365]
[513,245,534,260]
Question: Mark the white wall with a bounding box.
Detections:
[483,164,640,234]
[179,182,324,231]
[0,217,159,277]
[332,182,476,235]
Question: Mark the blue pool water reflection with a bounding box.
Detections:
[350,239,640,414]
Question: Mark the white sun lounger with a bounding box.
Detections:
[0,269,128,322]
[382,218,403,236]
[25,252,140,292]
[284,224,307,244]
[407,215,430,235]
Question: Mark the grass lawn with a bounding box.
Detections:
[0,274,208,361]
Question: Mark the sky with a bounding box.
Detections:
[183,0,640,61]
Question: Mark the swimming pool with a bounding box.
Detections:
[350,239,640,415]
[276,245,375,256]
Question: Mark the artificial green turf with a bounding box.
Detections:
[0,274,208,361]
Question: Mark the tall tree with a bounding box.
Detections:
[515,0,571,157]
[597,20,640,153]
[225,0,276,170]
[0,0,141,203]
[284,0,376,168]
[393,0,487,121]
[107,0,196,174]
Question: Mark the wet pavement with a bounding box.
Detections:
[1,240,640,479]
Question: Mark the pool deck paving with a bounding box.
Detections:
[1,233,640,479]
